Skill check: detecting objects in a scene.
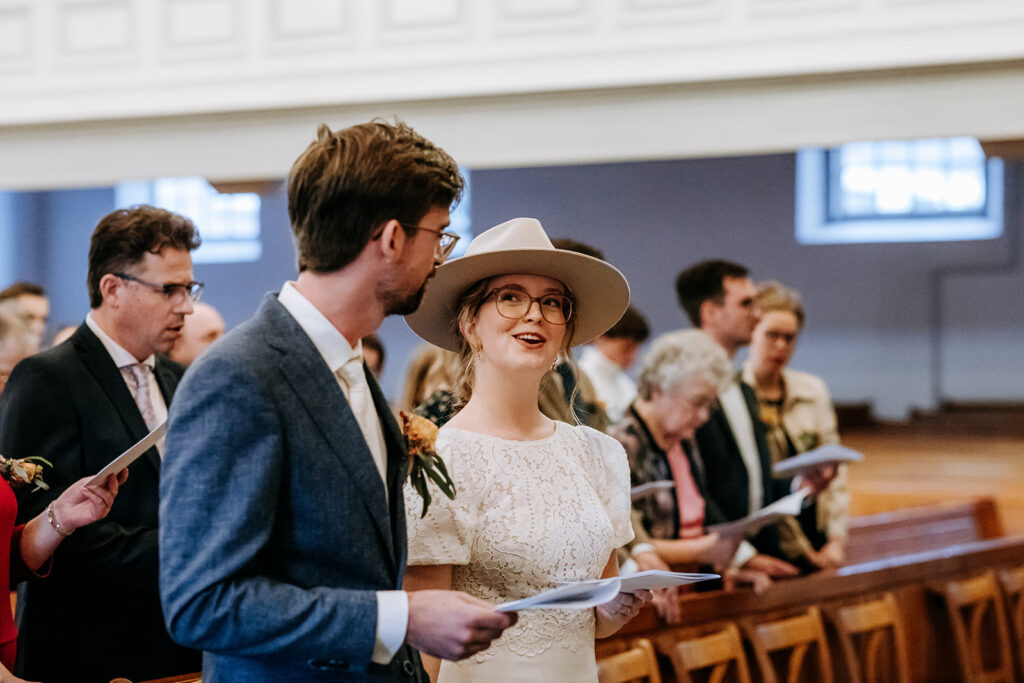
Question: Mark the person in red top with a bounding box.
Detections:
[0,464,124,681]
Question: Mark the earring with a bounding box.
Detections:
[551,359,558,371]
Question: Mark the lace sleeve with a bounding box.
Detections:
[403,431,477,566]
[579,426,634,549]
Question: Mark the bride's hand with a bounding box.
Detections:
[595,589,652,637]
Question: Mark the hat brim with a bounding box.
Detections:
[405,248,630,352]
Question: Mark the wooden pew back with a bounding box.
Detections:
[844,498,1003,565]
[609,535,1024,683]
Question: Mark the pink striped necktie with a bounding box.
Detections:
[125,363,159,431]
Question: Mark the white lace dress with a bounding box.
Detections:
[405,422,633,683]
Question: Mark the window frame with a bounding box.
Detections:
[795,145,1004,245]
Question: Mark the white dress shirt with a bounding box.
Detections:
[578,346,637,424]
[718,378,763,568]
[277,282,408,665]
[719,380,763,514]
[85,313,168,452]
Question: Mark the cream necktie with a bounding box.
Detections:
[125,363,159,431]
[336,357,388,489]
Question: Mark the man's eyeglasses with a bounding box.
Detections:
[398,223,460,262]
[484,286,574,326]
[113,273,204,303]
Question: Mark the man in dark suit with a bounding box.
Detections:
[159,121,515,682]
[674,260,801,581]
[0,206,204,682]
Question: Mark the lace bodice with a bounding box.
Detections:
[405,422,633,676]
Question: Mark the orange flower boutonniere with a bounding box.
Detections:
[0,454,51,491]
[400,411,456,518]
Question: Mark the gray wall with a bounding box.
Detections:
[2,154,1021,418]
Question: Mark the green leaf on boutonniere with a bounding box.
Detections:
[400,411,456,518]
[797,431,821,452]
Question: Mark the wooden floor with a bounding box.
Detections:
[843,426,1024,535]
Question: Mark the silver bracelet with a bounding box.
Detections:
[46,502,74,537]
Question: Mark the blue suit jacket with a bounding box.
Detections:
[160,294,423,682]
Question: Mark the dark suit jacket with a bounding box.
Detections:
[0,323,200,683]
[694,380,792,558]
[160,294,424,682]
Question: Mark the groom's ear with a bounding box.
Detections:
[373,220,408,263]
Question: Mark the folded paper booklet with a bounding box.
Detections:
[616,570,720,592]
[495,571,719,612]
[772,443,863,477]
[87,422,166,488]
[705,489,808,538]
[630,480,674,502]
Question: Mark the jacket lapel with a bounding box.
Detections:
[368,369,409,572]
[739,381,779,501]
[258,297,397,573]
[72,325,160,475]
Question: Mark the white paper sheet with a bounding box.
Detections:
[705,489,808,538]
[496,571,720,612]
[617,570,720,592]
[87,422,166,488]
[771,443,863,477]
[495,577,622,612]
[630,480,675,502]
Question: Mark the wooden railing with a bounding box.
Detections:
[602,498,1024,683]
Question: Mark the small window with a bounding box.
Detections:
[115,177,262,264]
[796,137,1003,244]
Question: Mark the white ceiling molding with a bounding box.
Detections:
[2,0,1024,127]
[3,60,1024,190]
[3,0,1024,188]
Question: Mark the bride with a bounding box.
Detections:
[402,218,651,682]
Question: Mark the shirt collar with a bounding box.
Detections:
[85,312,156,369]
[277,282,361,374]
[582,346,620,377]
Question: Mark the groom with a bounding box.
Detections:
[159,121,515,682]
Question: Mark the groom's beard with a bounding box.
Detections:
[380,272,432,316]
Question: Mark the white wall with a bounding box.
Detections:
[4,0,1024,189]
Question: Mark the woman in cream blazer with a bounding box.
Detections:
[743,282,850,570]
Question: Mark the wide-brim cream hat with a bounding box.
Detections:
[405,217,630,351]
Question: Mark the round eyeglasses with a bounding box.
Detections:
[398,223,460,262]
[485,286,574,325]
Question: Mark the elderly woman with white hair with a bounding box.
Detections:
[609,329,775,611]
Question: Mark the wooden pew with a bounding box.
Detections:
[844,497,1003,566]
[605,535,1024,683]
